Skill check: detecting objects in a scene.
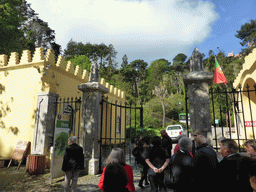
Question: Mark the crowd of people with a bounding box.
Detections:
[98,131,256,192]
[61,134,256,192]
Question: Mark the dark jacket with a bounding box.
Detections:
[162,133,172,156]
[170,150,194,191]
[193,143,218,192]
[145,146,170,176]
[62,143,84,172]
[217,153,253,192]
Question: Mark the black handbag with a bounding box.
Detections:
[68,159,77,170]
[163,166,177,188]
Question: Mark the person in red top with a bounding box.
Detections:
[98,148,135,192]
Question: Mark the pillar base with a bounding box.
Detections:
[89,158,99,175]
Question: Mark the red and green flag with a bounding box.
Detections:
[214,58,227,85]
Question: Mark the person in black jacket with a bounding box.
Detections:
[217,139,253,192]
[145,136,170,192]
[160,130,172,157]
[169,136,194,192]
[193,135,218,192]
[62,136,84,192]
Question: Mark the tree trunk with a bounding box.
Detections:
[161,100,165,128]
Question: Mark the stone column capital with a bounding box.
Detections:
[78,82,109,94]
[183,71,213,85]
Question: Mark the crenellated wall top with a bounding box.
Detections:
[233,48,256,89]
[0,48,125,99]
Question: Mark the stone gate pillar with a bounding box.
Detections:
[78,62,109,175]
[32,92,59,166]
[183,48,213,141]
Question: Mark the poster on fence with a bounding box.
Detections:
[50,114,70,183]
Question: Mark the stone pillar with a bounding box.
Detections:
[32,92,59,165]
[78,62,109,175]
[183,48,213,141]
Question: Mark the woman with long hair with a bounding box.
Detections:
[98,148,135,192]
[103,163,129,192]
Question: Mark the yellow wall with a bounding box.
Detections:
[233,48,256,142]
[0,48,126,158]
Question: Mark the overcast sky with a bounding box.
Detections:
[26,0,256,67]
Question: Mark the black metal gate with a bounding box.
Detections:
[210,84,256,152]
[99,97,143,172]
[54,97,82,143]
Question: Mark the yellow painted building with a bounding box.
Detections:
[0,48,126,160]
[233,48,256,142]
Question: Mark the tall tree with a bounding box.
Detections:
[170,53,188,94]
[236,19,256,56]
[152,77,169,128]
[121,54,128,69]
[0,0,26,55]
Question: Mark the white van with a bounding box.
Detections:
[166,124,185,139]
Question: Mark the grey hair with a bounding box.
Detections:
[217,137,226,142]
[221,139,238,154]
[68,136,77,143]
[106,148,126,166]
[179,136,192,151]
[196,135,206,145]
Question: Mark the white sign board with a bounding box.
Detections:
[50,114,70,183]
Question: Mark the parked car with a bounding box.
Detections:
[166,125,186,141]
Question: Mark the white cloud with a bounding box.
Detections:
[26,0,219,65]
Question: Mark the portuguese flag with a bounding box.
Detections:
[214,58,227,85]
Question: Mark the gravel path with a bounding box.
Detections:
[0,166,174,192]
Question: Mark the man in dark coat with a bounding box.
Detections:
[193,135,218,192]
[160,130,172,157]
[62,136,84,192]
[217,139,253,192]
[170,136,194,191]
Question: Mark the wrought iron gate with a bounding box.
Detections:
[210,85,256,152]
[99,97,143,172]
[54,97,82,143]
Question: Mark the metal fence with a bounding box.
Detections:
[99,97,143,172]
[209,84,256,152]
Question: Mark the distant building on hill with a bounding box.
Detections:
[227,51,241,58]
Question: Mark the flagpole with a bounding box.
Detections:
[214,57,242,140]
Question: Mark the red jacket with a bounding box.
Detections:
[98,164,135,192]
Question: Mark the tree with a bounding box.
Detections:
[96,43,109,68]
[144,59,171,101]
[152,77,169,128]
[70,55,92,72]
[120,59,147,103]
[23,17,61,58]
[236,19,256,56]
[121,54,128,69]
[105,44,117,71]
[0,0,61,57]
[0,0,26,55]
[169,53,188,94]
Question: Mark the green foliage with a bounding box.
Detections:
[70,55,92,72]
[235,19,256,56]
[0,0,61,57]
[0,0,25,55]
[126,126,162,142]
